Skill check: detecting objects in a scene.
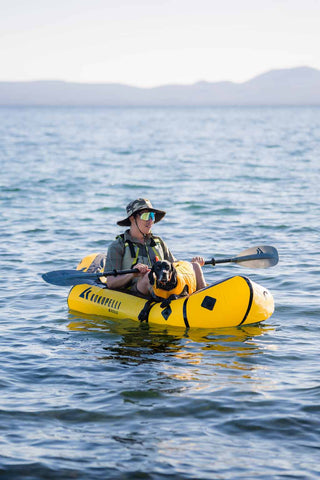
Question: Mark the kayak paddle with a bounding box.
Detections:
[42,267,139,287]
[42,245,278,287]
[204,245,278,269]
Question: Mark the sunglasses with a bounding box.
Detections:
[139,211,155,221]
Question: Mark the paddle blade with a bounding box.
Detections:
[42,267,139,286]
[234,245,279,268]
[42,270,99,287]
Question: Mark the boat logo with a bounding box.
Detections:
[256,247,264,255]
[79,286,121,312]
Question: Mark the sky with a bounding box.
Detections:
[1,0,319,87]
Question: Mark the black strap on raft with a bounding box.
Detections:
[158,285,188,308]
[159,294,178,309]
[158,285,189,308]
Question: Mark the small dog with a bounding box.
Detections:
[138,260,192,322]
[148,260,189,303]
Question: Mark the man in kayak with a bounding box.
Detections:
[105,198,206,297]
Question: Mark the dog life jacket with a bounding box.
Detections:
[117,234,165,269]
[152,261,197,299]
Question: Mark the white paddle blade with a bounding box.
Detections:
[234,246,279,268]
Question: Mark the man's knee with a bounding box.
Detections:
[192,262,206,290]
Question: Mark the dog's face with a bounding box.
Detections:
[149,260,174,287]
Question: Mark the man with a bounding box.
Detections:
[106,198,205,296]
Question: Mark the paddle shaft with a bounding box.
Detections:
[42,245,278,286]
[86,268,139,277]
[205,252,274,266]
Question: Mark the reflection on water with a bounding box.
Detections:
[67,311,275,378]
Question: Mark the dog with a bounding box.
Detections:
[148,260,191,303]
[138,260,196,322]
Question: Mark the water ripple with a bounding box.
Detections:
[0,106,319,480]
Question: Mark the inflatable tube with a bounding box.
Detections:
[67,254,274,329]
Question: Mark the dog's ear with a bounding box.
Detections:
[148,266,155,285]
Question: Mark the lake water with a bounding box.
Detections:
[1,106,319,479]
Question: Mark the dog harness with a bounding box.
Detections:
[152,261,197,299]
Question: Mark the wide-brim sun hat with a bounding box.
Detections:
[117,198,166,226]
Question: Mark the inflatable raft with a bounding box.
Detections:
[67,254,274,329]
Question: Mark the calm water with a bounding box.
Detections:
[1,106,319,479]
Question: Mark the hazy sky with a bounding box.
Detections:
[1,0,319,87]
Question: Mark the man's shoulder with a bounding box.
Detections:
[152,235,167,246]
[112,230,131,244]
[108,233,126,251]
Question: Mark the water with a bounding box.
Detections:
[1,106,319,479]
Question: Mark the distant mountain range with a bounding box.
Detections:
[0,67,319,106]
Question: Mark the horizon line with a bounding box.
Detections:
[0,65,318,89]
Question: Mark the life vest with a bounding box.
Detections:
[118,234,165,270]
[152,261,197,299]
